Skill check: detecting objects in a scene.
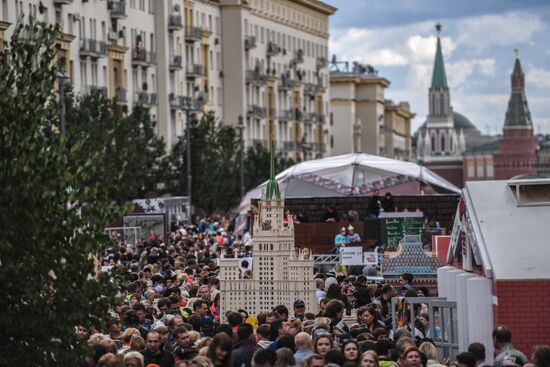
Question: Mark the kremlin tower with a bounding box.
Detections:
[493,50,539,179]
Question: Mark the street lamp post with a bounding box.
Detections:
[236,115,245,198]
[56,68,69,135]
[182,96,194,221]
[181,93,205,222]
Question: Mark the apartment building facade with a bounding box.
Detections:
[0,0,335,158]
[330,61,415,160]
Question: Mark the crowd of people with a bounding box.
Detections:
[87,226,550,367]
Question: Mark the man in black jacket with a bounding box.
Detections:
[354,275,372,307]
[141,330,174,367]
[232,324,257,367]
[171,327,198,364]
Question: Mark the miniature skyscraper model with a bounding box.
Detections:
[219,129,316,317]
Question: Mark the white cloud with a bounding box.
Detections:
[407,35,455,63]
[328,9,549,133]
[526,65,550,89]
[447,58,496,89]
[455,11,545,52]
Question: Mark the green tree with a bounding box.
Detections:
[0,21,124,366]
[65,91,168,204]
[167,112,240,213]
[244,143,295,192]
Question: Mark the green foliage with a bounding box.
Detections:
[0,21,124,366]
[166,113,295,213]
[167,112,240,213]
[65,90,168,204]
[244,143,295,192]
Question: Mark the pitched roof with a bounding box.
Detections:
[461,180,550,280]
[431,37,448,89]
[504,55,533,130]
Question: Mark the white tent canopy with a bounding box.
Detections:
[237,153,460,214]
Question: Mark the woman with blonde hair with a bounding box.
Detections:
[361,350,379,367]
[283,319,302,336]
[189,356,215,367]
[123,351,144,367]
[419,341,446,367]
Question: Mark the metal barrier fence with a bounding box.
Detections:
[104,226,140,245]
[391,296,459,359]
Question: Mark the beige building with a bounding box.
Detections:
[0,0,335,157]
[220,165,316,316]
[330,61,415,159]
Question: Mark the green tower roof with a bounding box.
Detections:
[431,36,449,89]
[512,49,523,75]
[504,51,533,129]
[265,131,281,200]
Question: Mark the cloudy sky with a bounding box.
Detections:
[324,0,550,134]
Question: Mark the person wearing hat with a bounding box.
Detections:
[293,300,306,321]
[333,227,348,253]
[347,225,361,245]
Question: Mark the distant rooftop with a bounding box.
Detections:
[329,56,379,78]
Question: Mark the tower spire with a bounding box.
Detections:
[431,23,448,89]
[504,49,532,129]
[265,123,281,200]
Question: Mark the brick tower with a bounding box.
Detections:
[494,50,539,179]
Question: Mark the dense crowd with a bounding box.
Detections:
[87,225,550,367]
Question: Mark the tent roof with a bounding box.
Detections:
[237,153,460,214]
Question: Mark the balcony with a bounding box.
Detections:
[135,92,158,106]
[108,1,127,19]
[252,139,268,147]
[185,26,201,42]
[132,48,156,66]
[245,70,266,86]
[244,36,256,50]
[115,87,127,103]
[169,94,183,110]
[316,114,326,124]
[168,15,183,31]
[79,39,107,58]
[292,49,304,64]
[84,85,108,99]
[279,75,294,91]
[186,63,204,78]
[304,83,317,97]
[247,105,265,119]
[294,108,303,121]
[169,55,183,70]
[312,143,327,153]
[278,109,294,121]
[316,57,328,69]
[266,41,281,57]
[283,141,296,150]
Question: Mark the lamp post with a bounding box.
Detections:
[56,68,69,135]
[181,95,203,221]
[236,115,245,198]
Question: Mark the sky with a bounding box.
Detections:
[324,0,550,135]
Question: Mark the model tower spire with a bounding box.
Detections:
[266,125,281,200]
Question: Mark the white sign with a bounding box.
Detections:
[340,246,364,265]
[363,251,379,266]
